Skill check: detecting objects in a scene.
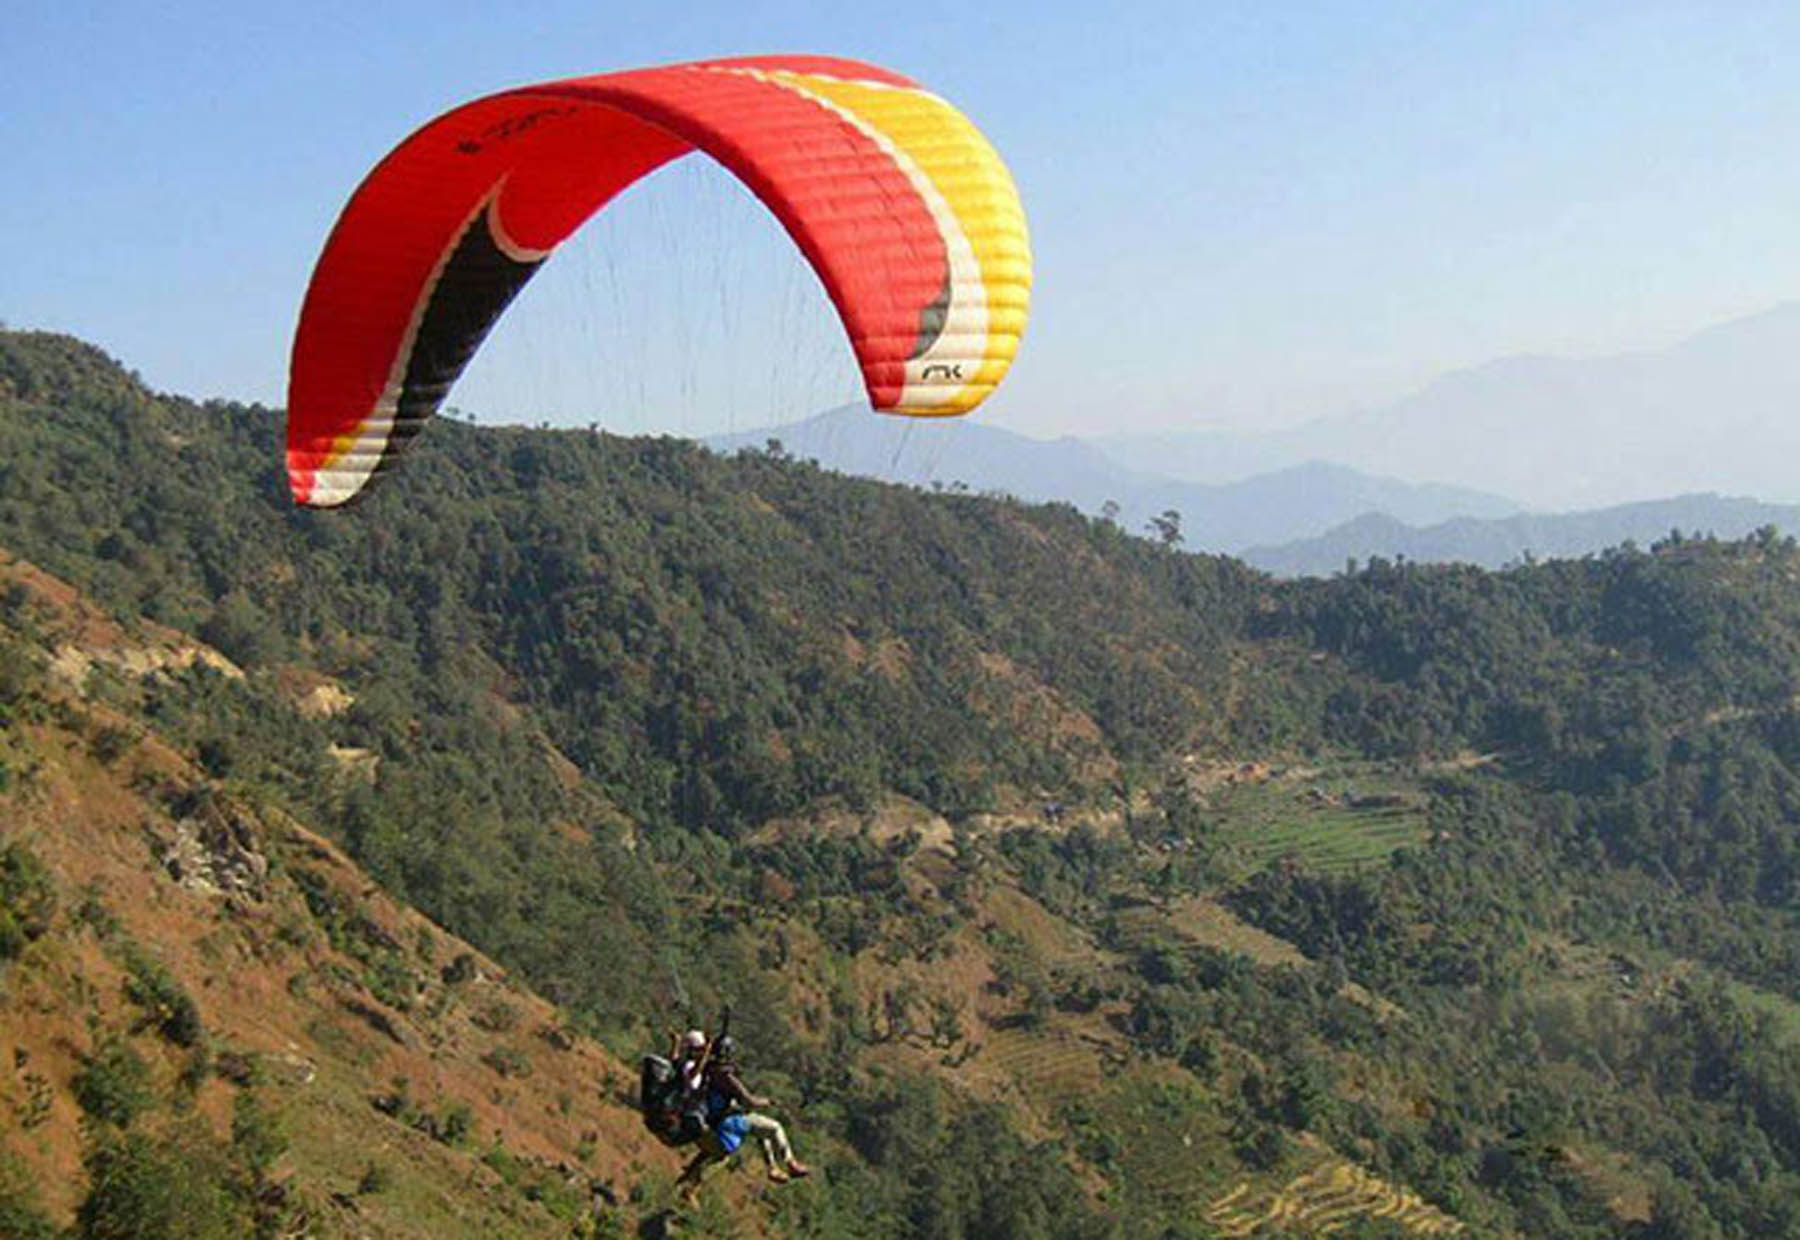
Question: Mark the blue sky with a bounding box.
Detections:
[6,1,1800,437]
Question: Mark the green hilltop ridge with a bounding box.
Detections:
[6,328,1800,1237]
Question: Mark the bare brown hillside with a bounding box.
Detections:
[0,553,776,1238]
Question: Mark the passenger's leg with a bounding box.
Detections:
[743,1112,807,1178]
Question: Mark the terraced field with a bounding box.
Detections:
[1206,764,1429,878]
[1107,898,1310,968]
[1204,1159,1465,1236]
[982,1025,1115,1116]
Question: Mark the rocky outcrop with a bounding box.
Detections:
[158,796,269,900]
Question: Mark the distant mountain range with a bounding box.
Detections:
[709,304,1800,571]
[1242,494,1800,576]
[1098,303,1800,511]
[707,408,1519,553]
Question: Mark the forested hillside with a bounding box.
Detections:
[7,329,1800,1238]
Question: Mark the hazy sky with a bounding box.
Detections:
[6,1,1800,438]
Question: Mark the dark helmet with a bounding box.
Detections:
[712,1035,738,1063]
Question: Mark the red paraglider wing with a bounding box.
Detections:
[287,55,1032,506]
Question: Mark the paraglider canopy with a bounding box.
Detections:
[286,54,1033,507]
